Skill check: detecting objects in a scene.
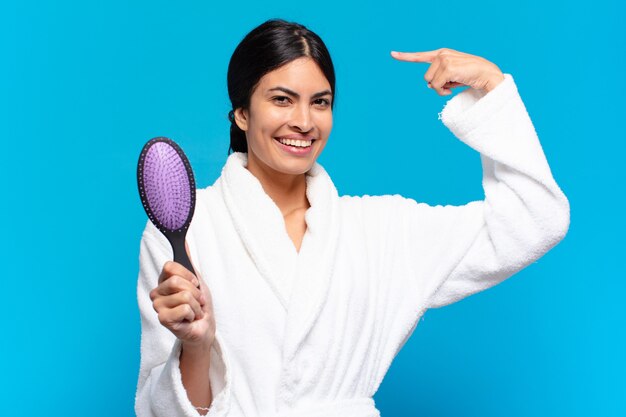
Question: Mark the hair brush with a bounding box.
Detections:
[137,137,198,284]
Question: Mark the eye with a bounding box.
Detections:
[314,98,331,107]
[272,96,291,105]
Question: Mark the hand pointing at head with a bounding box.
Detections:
[390,48,505,96]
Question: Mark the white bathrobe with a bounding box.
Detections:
[134,73,570,417]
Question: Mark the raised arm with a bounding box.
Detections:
[425,73,569,307]
[383,72,569,311]
[387,48,569,309]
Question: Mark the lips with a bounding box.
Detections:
[274,135,316,141]
[272,136,315,155]
[273,137,315,143]
[273,137,315,148]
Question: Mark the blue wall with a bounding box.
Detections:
[1,0,623,415]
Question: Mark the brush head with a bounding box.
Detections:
[137,137,196,234]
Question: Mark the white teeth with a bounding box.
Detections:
[277,138,312,147]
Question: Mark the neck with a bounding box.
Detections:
[245,153,310,217]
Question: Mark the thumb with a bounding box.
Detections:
[184,240,202,281]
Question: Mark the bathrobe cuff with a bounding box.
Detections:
[149,333,232,416]
[438,73,515,137]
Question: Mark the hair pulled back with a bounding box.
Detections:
[227,18,336,154]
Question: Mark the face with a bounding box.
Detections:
[233,57,333,177]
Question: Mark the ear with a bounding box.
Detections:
[233,108,249,132]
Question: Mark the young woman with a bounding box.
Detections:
[135,18,570,417]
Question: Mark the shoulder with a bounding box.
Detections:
[188,183,233,238]
[194,183,225,214]
[196,183,218,202]
[338,194,418,233]
[338,193,480,229]
[336,194,429,258]
[339,193,417,214]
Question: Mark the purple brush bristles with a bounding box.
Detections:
[137,137,197,281]
[142,141,192,231]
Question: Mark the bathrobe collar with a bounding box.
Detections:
[219,152,340,361]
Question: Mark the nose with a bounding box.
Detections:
[288,102,313,132]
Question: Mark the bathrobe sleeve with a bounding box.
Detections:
[135,220,231,417]
[397,73,570,309]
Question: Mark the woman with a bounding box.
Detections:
[135,18,570,417]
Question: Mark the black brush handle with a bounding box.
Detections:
[166,231,198,285]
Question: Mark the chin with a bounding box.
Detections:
[273,159,315,175]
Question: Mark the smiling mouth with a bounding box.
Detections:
[273,137,315,148]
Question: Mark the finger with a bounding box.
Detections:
[157,275,202,299]
[424,59,441,86]
[154,291,204,320]
[430,66,453,96]
[390,49,441,63]
[184,240,202,289]
[160,260,199,286]
[159,304,195,327]
[198,279,211,309]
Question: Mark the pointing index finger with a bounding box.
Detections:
[390,50,439,63]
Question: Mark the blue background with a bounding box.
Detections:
[1,0,624,416]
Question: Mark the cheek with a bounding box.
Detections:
[248,104,284,132]
[253,117,283,142]
[261,107,288,128]
[316,113,333,135]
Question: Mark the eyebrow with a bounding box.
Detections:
[267,86,333,99]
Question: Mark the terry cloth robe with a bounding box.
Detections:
[135,73,570,417]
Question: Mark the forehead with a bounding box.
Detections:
[257,58,331,92]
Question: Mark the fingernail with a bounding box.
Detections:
[192,278,199,287]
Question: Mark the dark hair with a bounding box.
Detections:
[227,18,336,154]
